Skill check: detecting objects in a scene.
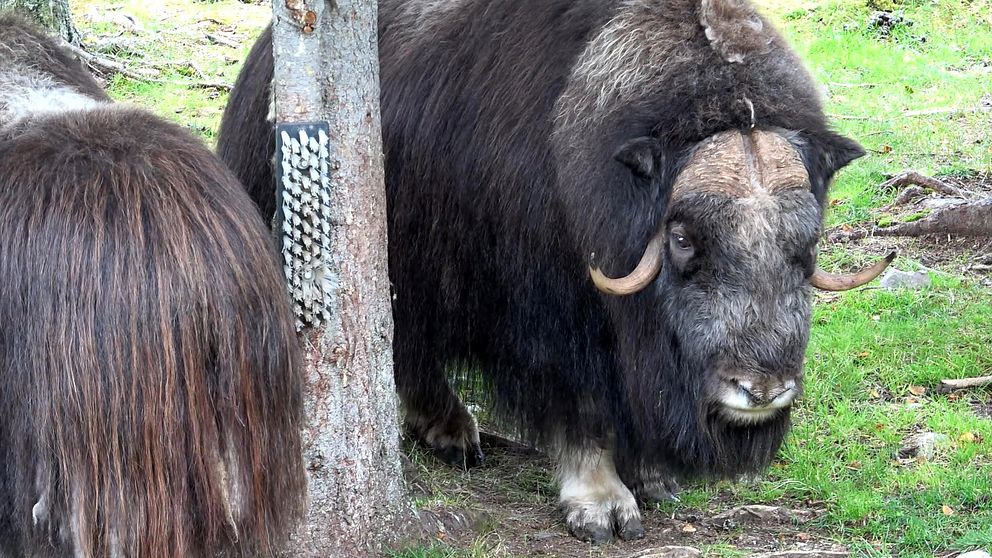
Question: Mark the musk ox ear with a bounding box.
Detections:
[614,136,665,179]
[796,131,866,203]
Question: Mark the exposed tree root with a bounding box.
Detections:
[831,171,991,241]
[880,171,971,208]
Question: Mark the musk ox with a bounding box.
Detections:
[0,16,304,557]
[218,0,891,542]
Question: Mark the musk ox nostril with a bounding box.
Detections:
[738,384,765,405]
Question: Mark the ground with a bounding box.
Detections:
[66,0,992,556]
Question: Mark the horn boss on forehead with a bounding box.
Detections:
[591,130,892,295]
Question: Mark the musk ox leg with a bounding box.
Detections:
[557,446,644,543]
[397,366,484,469]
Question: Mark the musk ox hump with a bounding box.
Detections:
[699,0,774,63]
[672,129,809,198]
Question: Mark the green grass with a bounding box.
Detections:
[72,0,270,144]
[756,281,991,555]
[763,0,992,228]
[69,0,992,556]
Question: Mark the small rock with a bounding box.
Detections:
[898,432,951,461]
[630,546,702,558]
[880,269,931,290]
[957,551,992,558]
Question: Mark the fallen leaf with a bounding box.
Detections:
[857,351,871,358]
[846,460,862,470]
[942,505,955,516]
[681,524,697,533]
[905,397,919,405]
[869,389,882,399]
[908,385,927,396]
[796,532,813,541]
[959,432,977,443]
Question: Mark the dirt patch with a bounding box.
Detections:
[823,173,992,285]
[405,439,847,558]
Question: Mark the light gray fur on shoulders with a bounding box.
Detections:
[554,0,779,131]
[699,0,773,63]
[0,69,106,128]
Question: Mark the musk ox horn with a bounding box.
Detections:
[810,251,896,291]
[589,229,667,295]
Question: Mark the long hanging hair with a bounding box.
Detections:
[0,15,305,557]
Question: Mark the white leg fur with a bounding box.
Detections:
[557,447,643,542]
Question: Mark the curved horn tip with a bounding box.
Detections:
[810,250,896,292]
[589,266,624,296]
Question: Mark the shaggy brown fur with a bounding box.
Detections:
[0,15,304,557]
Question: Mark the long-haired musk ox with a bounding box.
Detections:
[218,0,892,542]
[0,15,304,557]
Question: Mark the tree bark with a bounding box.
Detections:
[270,1,412,556]
[0,0,80,44]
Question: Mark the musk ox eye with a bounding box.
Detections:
[668,224,694,261]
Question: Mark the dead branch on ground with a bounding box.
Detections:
[938,375,992,393]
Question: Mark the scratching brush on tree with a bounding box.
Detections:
[276,122,333,330]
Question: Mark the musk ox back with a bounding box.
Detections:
[218,0,890,543]
[0,16,304,557]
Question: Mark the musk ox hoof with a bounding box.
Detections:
[562,502,644,544]
[568,522,612,544]
[558,447,643,543]
[407,404,484,469]
[634,476,681,504]
[617,515,645,541]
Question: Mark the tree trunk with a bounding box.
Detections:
[270,1,413,556]
[0,0,80,44]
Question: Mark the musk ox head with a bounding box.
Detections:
[551,0,892,478]
[587,127,891,477]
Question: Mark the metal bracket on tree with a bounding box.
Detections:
[275,121,333,330]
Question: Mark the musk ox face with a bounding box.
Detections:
[657,131,816,426]
[596,128,890,475]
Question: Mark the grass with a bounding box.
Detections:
[72,0,270,143]
[68,0,992,556]
[762,0,992,228]
[745,280,992,555]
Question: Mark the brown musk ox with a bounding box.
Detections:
[0,15,304,557]
[217,0,892,543]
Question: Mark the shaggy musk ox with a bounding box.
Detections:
[0,16,304,557]
[218,0,892,542]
